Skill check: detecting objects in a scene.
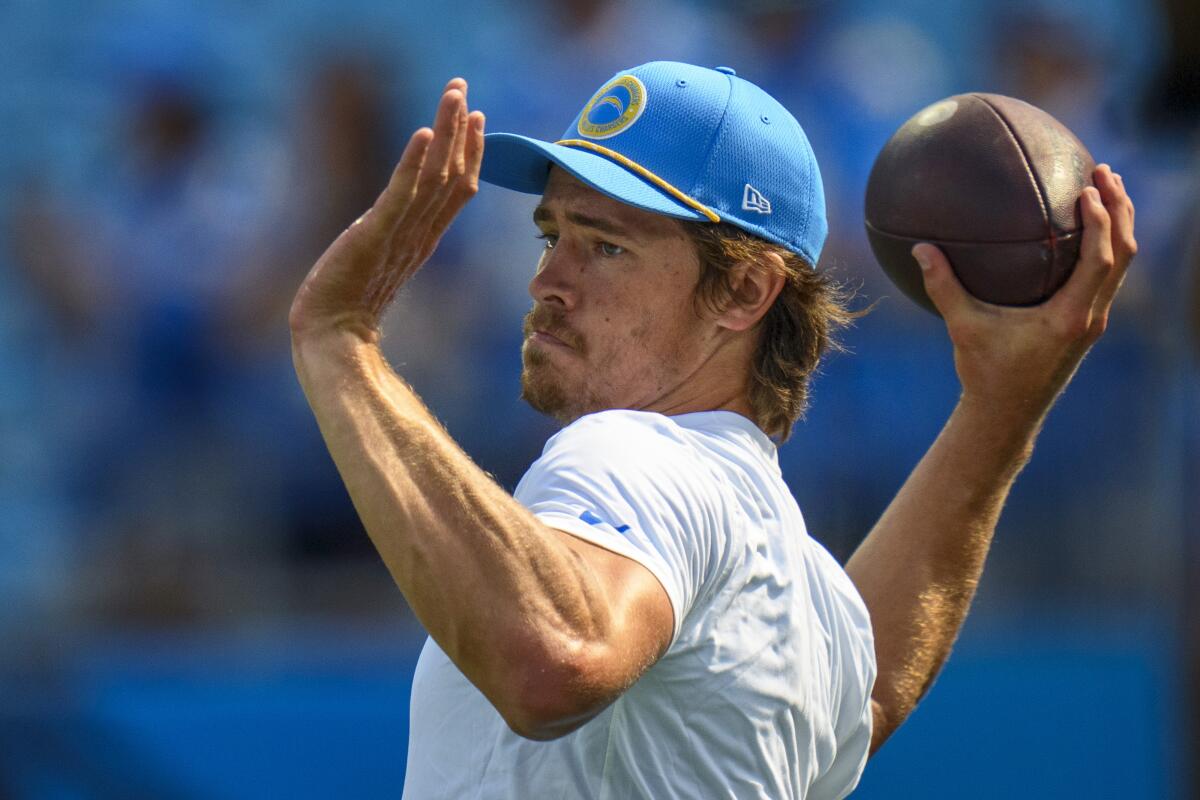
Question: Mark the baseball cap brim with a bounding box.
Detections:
[480,132,710,223]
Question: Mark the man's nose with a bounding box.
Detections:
[527,243,579,310]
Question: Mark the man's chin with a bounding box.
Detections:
[520,372,570,422]
[519,360,583,424]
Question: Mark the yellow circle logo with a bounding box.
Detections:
[578,75,647,139]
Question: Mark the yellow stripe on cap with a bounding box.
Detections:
[554,139,721,223]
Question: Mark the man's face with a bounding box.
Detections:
[520,168,718,423]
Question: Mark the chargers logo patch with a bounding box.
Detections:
[578,75,647,139]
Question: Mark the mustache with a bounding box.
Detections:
[523,306,584,352]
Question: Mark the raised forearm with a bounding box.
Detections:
[850,169,1137,753]
[292,332,611,707]
[284,84,676,738]
[845,397,1042,752]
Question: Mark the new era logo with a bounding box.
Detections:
[742,183,772,214]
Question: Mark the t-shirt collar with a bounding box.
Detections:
[668,410,778,464]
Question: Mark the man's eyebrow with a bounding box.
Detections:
[533,205,639,240]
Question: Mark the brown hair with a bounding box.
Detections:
[684,221,861,442]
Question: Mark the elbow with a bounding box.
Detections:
[867,698,894,756]
[493,644,616,741]
[868,674,936,756]
[501,703,591,742]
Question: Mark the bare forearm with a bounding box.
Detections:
[292,331,609,703]
[849,168,1136,752]
[846,397,1043,752]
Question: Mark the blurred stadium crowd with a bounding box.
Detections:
[0,0,1197,795]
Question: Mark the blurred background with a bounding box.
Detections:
[0,0,1196,796]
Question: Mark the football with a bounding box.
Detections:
[864,93,1095,314]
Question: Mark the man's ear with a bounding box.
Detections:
[715,253,787,332]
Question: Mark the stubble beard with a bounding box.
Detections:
[518,305,699,425]
[519,346,575,423]
[519,306,588,424]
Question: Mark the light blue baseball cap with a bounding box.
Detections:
[480,61,828,267]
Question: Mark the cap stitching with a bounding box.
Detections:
[690,70,736,204]
[798,118,814,261]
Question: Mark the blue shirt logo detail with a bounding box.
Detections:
[579,509,630,533]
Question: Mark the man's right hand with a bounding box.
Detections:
[288,78,485,346]
[912,164,1137,431]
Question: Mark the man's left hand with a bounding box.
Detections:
[913,163,1137,430]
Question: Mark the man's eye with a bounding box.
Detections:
[535,233,558,249]
[598,242,625,257]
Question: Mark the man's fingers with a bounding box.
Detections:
[423,111,486,243]
[289,78,479,333]
[387,89,483,269]
[436,79,470,183]
[1087,165,1137,323]
[376,80,470,231]
[913,243,974,321]
[1117,174,1135,228]
[463,110,485,190]
[1050,185,1113,318]
[421,85,468,188]
[396,127,435,188]
[401,84,468,234]
[1101,168,1137,261]
[366,127,433,230]
[449,82,470,176]
[342,79,479,288]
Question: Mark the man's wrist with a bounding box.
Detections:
[291,322,385,387]
[949,394,1042,474]
[289,297,383,348]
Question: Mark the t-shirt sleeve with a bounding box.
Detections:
[513,412,726,646]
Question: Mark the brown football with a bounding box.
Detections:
[864,93,1095,314]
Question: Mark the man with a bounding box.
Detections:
[288,62,1136,798]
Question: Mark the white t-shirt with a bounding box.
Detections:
[403,410,876,799]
